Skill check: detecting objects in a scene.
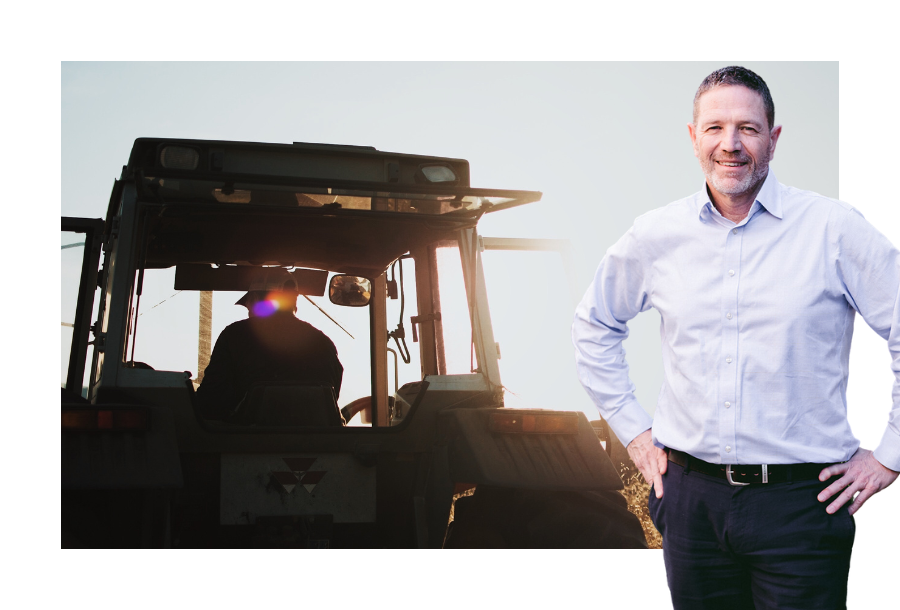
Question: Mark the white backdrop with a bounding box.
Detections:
[23,8,900,609]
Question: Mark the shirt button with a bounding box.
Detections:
[729,270,735,276]
[725,401,731,408]
[732,228,738,235]
[726,357,733,364]
[726,312,733,319]
[725,446,732,453]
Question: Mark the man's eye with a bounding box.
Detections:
[741,126,758,132]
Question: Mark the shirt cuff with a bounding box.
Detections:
[873,426,900,472]
[602,399,655,449]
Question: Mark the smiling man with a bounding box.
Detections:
[573,66,900,609]
[689,83,780,221]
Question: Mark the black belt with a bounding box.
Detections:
[666,448,835,486]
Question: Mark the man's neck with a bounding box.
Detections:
[707,183,763,223]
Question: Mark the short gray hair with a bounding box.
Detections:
[693,66,775,130]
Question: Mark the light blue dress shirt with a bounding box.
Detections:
[573,171,900,469]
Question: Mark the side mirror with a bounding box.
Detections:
[329,275,372,307]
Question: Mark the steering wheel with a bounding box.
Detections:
[341,396,372,424]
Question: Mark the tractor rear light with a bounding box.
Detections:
[159,145,200,170]
[488,411,579,435]
[62,408,150,432]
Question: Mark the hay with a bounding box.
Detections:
[617,463,663,549]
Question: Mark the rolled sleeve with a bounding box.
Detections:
[573,226,654,447]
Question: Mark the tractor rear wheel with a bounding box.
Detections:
[443,486,647,549]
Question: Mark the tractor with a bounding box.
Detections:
[61,138,646,548]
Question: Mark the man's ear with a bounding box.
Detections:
[688,123,699,158]
[768,125,783,159]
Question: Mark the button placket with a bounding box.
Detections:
[719,225,742,460]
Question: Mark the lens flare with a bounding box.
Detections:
[252,299,278,317]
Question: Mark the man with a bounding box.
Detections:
[195,269,343,421]
[572,66,900,608]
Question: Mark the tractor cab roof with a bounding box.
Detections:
[119,138,542,277]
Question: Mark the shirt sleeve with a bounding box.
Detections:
[193,327,238,420]
[572,225,655,448]
[835,208,900,471]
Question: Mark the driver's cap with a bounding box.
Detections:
[235,268,300,306]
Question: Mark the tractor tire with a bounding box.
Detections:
[443,486,647,549]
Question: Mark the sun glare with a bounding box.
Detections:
[252,299,278,317]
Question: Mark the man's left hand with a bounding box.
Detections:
[817,448,899,515]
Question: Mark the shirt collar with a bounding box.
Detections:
[696,169,783,221]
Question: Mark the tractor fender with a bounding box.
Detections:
[438,408,623,492]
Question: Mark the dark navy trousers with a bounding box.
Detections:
[648,460,855,610]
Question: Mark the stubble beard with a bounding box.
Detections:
[704,154,770,197]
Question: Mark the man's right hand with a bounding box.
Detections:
[627,429,668,498]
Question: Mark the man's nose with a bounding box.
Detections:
[721,126,742,152]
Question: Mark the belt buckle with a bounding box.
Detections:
[726,464,750,486]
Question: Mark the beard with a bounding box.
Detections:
[703,154,770,197]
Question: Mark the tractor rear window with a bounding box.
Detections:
[434,245,478,375]
[124,267,374,424]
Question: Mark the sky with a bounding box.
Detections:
[25,4,900,609]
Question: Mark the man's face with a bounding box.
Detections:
[689,85,782,202]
